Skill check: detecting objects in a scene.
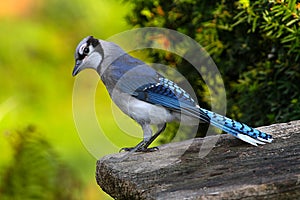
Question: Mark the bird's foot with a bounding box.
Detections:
[119,146,159,153]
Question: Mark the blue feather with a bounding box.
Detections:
[202,108,273,145]
[134,77,210,122]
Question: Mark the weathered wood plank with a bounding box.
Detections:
[96,120,300,199]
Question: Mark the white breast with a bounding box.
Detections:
[111,91,175,125]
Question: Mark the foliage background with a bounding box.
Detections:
[126,0,300,130]
[1,0,299,199]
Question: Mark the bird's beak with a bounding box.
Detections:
[72,60,82,76]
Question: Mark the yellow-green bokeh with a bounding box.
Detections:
[0,0,132,199]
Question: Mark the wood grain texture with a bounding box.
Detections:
[96,120,300,200]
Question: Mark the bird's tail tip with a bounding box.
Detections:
[236,132,273,146]
[257,135,273,143]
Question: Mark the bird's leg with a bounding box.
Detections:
[119,123,152,153]
[120,123,166,153]
[143,123,166,149]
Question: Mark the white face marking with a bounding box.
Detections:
[78,43,94,57]
[79,43,88,55]
[83,51,102,71]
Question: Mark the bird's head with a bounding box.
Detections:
[72,36,103,76]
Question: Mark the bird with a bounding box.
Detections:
[72,36,273,153]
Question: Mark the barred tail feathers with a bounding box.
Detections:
[201,108,273,146]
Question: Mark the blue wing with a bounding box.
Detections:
[133,76,210,123]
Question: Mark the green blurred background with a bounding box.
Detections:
[0,0,131,199]
[1,0,299,199]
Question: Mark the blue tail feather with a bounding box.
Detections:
[201,108,273,146]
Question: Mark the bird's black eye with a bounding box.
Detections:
[83,47,90,55]
[78,44,90,57]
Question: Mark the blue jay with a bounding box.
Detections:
[72,36,273,152]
